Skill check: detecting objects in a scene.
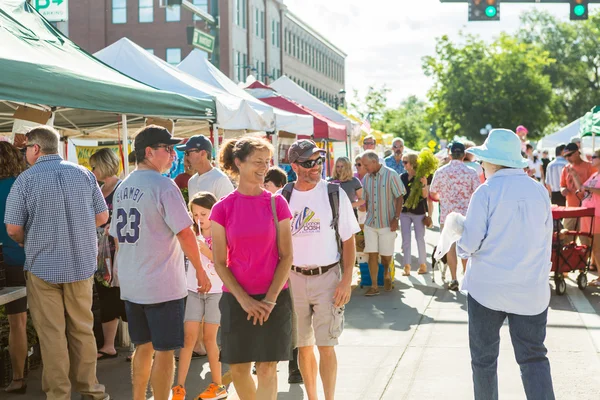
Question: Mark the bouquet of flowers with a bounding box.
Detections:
[405,148,439,210]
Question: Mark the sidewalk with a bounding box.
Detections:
[7,228,600,399]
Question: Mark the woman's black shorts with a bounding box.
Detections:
[96,284,127,323]
[219,289,293,365]
[4,265,27,315]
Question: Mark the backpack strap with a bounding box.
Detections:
[281,182,295,203]
[327,183,343,264]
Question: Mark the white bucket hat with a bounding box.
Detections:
[466,129,528,169]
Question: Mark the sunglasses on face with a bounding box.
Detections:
[154,145,175,153]
[296,157,325,169]
[185,148,201,156]
[593,156,600,159]
[363,142,375,146]
[355,163,362,167]
[402,161,408,165]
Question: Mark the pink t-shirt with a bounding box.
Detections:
[581,172,600,234]
[209,190,292,295]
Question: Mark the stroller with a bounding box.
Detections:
[551,206,595,295]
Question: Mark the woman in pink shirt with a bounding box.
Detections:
[572,149,600,285]
[210,137,294,399]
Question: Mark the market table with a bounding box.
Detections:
[0,286,26,306]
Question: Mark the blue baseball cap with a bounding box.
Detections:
[175,135,213,154]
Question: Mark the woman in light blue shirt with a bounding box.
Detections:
[457,129,555,400]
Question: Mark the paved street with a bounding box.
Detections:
[8,225,600,400]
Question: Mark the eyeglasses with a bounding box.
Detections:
[393,145,404,149]
[184,149,201,156]
[402,161,408,165]
[564,153,574,158]
[296,157,325,169]
[363,142,375,146]
[154,145,175,153]
[355,163,362,167]
[25,143,38,148]
[593,155,599,159]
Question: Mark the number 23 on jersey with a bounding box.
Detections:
[115,208,141,244]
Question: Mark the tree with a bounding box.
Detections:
[517,10,600,124]
[348,85,390,121]
[422,33,555,142]
[375,96,429,149]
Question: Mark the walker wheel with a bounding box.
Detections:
[577,273,588,291]
[555,276,567,296]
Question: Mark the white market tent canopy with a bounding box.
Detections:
[537,119,595,154]
[178,50,313,136]
[94,38,274,132]
[271,76,360,139]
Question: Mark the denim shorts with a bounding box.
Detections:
[124,297,185,351]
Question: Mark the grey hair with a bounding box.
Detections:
[392,137,404,146]
[26,125,59,154]
[361,150,380,163]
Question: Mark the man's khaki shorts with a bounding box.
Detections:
[363,225,397,256]
[289,266,345,348]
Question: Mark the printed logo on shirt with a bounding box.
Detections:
[291,207,320,236]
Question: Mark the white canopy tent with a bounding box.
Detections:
[271,75,359,158]
[94,38,275,160]
[178,51,313,163]
[537,119,595,155]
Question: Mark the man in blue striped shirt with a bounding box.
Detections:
[544,144,568,206]
[5,126,109,400]
[361,150,406,296]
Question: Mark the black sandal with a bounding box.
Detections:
[5,378,27,394]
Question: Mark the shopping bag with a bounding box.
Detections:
[95,232,112,287]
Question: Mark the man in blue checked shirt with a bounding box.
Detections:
[5,126,110,400]
[384,137,406,175]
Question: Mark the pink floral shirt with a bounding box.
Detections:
[430,160,481,225]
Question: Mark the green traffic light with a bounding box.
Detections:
[574,4,586,17]
[485,6,497,18]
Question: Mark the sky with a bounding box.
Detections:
[284,0,595,109]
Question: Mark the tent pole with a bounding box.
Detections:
[273,131,279,166]
[214,125,220,169]
[122,114,129,177]
[593,131,596,152]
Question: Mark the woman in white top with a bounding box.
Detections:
[457,129,555,400]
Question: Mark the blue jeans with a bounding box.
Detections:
[467,295,555,400]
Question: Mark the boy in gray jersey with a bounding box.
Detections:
[110,126,211,400]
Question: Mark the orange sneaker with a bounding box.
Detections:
[197,383,228,400]
[172,385,186,400]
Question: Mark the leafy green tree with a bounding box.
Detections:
[517,10,600,124]
[348,85,390,121]
[422,33,555,141]
[375,96,429,149]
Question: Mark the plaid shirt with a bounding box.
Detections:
[4,155,107,284]
[362,165,406,229]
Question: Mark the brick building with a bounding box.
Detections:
[62,0,346,107]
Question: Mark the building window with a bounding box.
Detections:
[235,51,241,82]
[260,11,265,39]
[145,48,154,54]
[261,61,265,79]
[255,8,259,37]
[139,0,153,23]
[165,4,180,22]
[112,0,127,24]
[234,0,246,27]
[166,48,181,65]
[193,0,209,21]
[271,20,275,46]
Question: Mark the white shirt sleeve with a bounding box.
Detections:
[337,188,361,242]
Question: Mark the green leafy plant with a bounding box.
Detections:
[405,149,439,210]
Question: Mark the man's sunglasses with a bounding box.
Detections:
[363,142,375,146]
[296,157,325,169]
[154,144,175,153]
[355,163,362,167]
[184,148,202,156]
[593,155,599,159]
